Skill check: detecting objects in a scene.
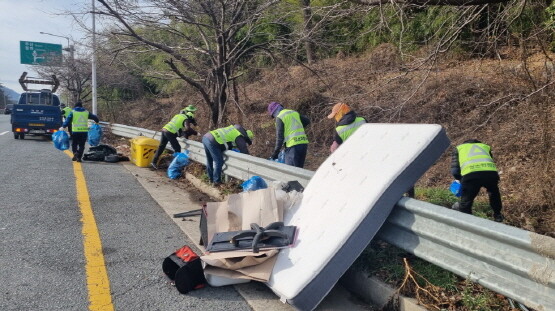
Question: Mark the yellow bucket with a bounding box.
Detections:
[130,136,159,167]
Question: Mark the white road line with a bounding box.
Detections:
[0,131,9,136]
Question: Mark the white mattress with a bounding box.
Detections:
[266,123,450,311]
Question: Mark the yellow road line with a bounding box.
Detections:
[64,150,114,311]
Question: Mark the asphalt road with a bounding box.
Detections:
[0,115,250,310]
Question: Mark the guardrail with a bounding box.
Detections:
[102,121,555,311]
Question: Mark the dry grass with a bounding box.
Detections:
[112,45,555,236]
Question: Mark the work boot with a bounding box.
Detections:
[76,157,82,163]
[493,213,504,222]
[72,155,77,161]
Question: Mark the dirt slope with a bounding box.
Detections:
[115,45,554,236]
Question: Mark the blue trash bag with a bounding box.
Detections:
[167,151,190,180]
[241,176,268,192]
[449,180,462,197]
[88,123,102,147]
[274,150,285,163]
[52,130,70,151]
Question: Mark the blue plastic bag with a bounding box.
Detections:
[88,123,102,147]
[274,150,285,163]
[167,151,190,179]
[449,180,461,197]
[52,130,70,151]
[241,176,268,192]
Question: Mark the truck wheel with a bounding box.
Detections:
[14,133,19,139]
[19,133,25,140]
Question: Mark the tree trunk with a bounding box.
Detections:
[300,0,316,64]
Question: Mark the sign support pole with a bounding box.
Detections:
[91,0,98,115]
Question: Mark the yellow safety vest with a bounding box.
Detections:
[277,109,308,147]
[62,107,72,118]
[457,143,497,176]
[72,111,89,132]
[336,117,366,142]
[210,125,242,149]
[163,114,187,133]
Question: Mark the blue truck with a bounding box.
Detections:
[11,72,63,140]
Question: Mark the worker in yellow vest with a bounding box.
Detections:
[151,105,198,170]
[202,124,254,185]
[61,101,99,162]
[267,102,310,168]
[60,104,73,134]
[451,139,503,222]
[327,103,366,153]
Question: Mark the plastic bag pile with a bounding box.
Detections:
[275,150,285,163]
[88,123,102,147]
[241,176,268,192]
[168,151,190,179]
[52,130,70,151]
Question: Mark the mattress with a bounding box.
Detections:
[266,123,450,311]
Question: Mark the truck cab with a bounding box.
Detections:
[11,73,63,140]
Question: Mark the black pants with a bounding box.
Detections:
[459,174,502,215]
[71,132,88,159]
[284,144,308,168]
[152,131,181,165]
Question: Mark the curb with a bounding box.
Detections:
[341,269,427,311]
[184,169,428,311]
[124,163,427,311]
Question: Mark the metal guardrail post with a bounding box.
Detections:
[104,122,555,310]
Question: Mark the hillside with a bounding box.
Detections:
[113,45,554,236]
[0,85,19,105]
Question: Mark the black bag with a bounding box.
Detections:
[162,245,207,294]
[83,144,117,161]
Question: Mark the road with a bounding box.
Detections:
[0,115,249,310]
[0,115,374,311]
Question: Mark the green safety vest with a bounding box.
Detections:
[336,117,366,142]
[62,107,72,118]
[277,109,308,147]
[163,114,187,133]
[72,110,89,132]
[457,143,497,176]
[210,125,241,148]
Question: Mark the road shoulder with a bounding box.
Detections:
[122,163,374,311]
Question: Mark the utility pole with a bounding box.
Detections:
[91,0,98,115]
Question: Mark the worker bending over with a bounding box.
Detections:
[151,105,198,170]
[451,139,504,222]
[202,124,253,185]
[327,103,366,153]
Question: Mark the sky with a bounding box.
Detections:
[0,0,91,93]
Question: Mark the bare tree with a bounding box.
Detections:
[96,0,286,126]
[349,0,509,5]
[36,51,92,105]
[300,0,317,63]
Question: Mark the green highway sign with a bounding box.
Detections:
[20,41,62,66]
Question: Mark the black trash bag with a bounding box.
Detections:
[83,144,117,161]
